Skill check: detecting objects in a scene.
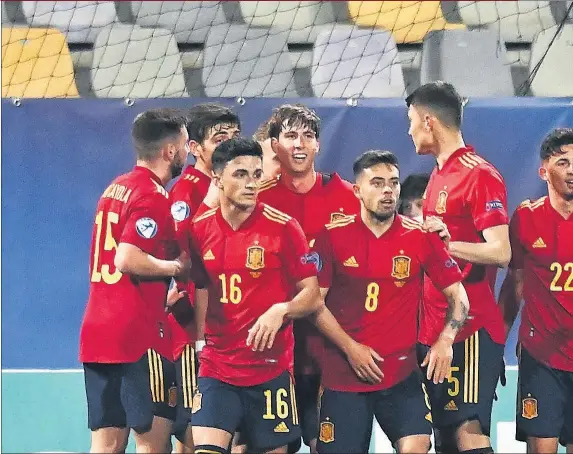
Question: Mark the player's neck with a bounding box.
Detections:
[219,199,255,231]
[434,133,466,170]
[361,208,395,238]
[136,160,170,186]
[280,168,317,194]
[194,161,212,179]
[548,189,573,220]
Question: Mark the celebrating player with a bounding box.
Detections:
[168,103,240,453]
[79,109,191,453]
[498,128,573,453]
[398,173,429,221]
[258,103,360,453]
[311,150,469,454]
[406,82,511,454]
[188,138,321,454]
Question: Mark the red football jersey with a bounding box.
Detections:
[315,215,463,392]
[421,147,508,346]
[80,166,178,363]
[168,166,211,360]
[258,172,360,374]
[510,196,573,372]
[189,202,318,386]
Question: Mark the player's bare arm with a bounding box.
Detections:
[450,224,511,267]
[310,290,384,385]
[498,268,524,341]
[115,243,191,278]
[422,281,469,384]
[247,276,321,352]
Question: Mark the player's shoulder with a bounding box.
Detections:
[456,149,503,179]
[398,215,424,231]
[261,203,292,225]
[321,172,354,193]
[258,176,280,194]
[515,196,547,216]
[193,206,218,225]
[325,213,357,231]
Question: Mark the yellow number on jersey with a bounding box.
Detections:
[91,210,122,284]
[550,262,573,292]
[263,388,289,420]
[447,366,460,397]
[365,282,380,312]
[218,273,242,304]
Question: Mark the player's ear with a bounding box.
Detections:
[353,183,361,200]
[538,165,549,181]
[270,137,280,154]
[315,140,320,155]
[189,140,202,159]
[424,114,433,132]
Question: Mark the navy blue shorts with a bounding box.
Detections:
[516,347,573,447]
[173,344,198,443]
[83,349,176,433]
[193,371,301,452]
[316,373,432,453]
[416,328,504,436]
[294,373,321,446]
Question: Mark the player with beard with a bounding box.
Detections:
[79,109,191,453]
[311,150,469,454]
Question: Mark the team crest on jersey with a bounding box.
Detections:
[319,420,335,443]
[136,217,158,239]
[330,211,346,223]
[435,191,448,214]
[191,392,202,414]
[391,255,411,280]
[246,245,265,271]
[171,201,190,222]
[168,386,177,408]
[522,396,538,420]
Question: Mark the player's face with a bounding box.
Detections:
[408,105,436,155]
[355,163,400,222]
[540,144,573,201]
[218,156,263,210]
[260,138,281,178]
[170,127,190,178]
[272,122,319,176]
[192,122,240,171]
[400,197,424,221]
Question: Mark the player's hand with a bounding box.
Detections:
[345,341,384,384]
[424,216,451,247]
[173,251,192,279]
[166,284,187,308]
[203,181,220,209]
[246,303,288,352]
[422,335,454,384]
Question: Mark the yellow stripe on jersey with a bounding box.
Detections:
[458,154,477,169]
[262,204,292,220]
[147,350,157,402]
[400,217,423,231]
[463,332,480,404]
[194,208,217,223]
[289,376,299,426]
[517,196,546,211]
[464,153,485,166]
[258,178,279,193]
[325,215,356,230]
[262,211,288,225]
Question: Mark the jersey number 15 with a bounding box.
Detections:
[91,210,122,284]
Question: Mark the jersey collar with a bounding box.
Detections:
[438,146,475,173]
[215,201,263,234]
[134,166,164,186]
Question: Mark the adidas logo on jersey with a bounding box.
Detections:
[203,250,215,260]
[343,256,359,267]
[444,400,458,411]
[532,237,546,248]
[274,422,289,433]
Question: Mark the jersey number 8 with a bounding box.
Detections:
[365,282,380,312]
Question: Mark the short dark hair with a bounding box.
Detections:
[211,137,263,173]
[186,103,241,144]
[405,81,464,129]
[400,173,430,201]
[540,128,573,161]
[132,108,187,161]
[253,119,270,142]
[353,150,399,178]
[267,104,320,140]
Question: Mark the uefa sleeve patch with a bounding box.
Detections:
[171,201,190,222]
[485,200,504,211]
[136,217,158,239]
[301,251,322,272]
[444,258,457,269]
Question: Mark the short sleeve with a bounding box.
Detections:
[121,194,171,255]
[509,210,526,270]
[170,179,195,233]
[420,232,463,291]
[313,227,334,289]
[467,166,509,232]
[282,219,318,282]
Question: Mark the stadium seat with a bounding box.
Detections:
[421,29,514,97]
[22,1,118,43]
[202,24,297,97]
[2,27,79,98]
[91,24,187,98]
[129,1,229,43]
[457,1,563,43]
[347,1,465,44]
[311,26,405,98]
[529,24,573,97]
[238,1,343,43]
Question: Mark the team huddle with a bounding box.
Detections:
[79,82,573,454]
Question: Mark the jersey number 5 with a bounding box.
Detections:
[91,211,122,284]
[550,262,573,292]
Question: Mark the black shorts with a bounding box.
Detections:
[193,371,301,452]
[316,373,432,453]
[417,328,504,436]
[83,349,176,433]
[516,348,573,447]
[173,344,199,443]
[294,373,321,446]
